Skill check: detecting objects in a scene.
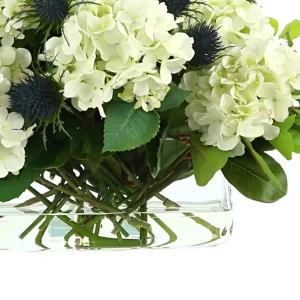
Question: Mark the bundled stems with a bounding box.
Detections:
[19,146,221,249]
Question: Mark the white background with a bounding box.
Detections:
[1,1,300,299]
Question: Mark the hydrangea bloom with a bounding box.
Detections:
[0,43,35,178]
[42,0,194,116]
[0,107,35,178]
[189,0,275,46]
[0,0,27,46]
[0,44,32,107]
[182,0,300,156]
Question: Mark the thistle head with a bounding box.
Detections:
[33,0,69,23]
[8,75,63,124]
[159,0,192,18]
[187,22,226,68]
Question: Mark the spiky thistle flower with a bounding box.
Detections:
[8,75,63,124]
[187,22,226,68]
[13,0,69,27]
[158,0,208,18]
[33,0,69,23]
[11,0,97,42]
[159,0,191,18]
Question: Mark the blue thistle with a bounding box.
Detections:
[8,75,63,123]
[159,0,209,18]
[159,0,192,17]
[33,0,69,23]
[187,22,226,67]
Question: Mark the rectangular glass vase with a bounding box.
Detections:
[0,172,232,251]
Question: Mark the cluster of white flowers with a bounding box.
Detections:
[0,0,27,46]
[0,44,35,178]
[190,0,274,47]
[0,44,33,107]
[182,0,300,156]
[43,0,194,116]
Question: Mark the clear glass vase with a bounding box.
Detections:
[0,172,232,251]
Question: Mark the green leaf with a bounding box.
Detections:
[146,124,170,178]
[28,139,71,170]
[25,128,71,170]
[289,128,300,153]
[269,17,279,35]
[71,143,88,160]
[222,152,287,203]
[294,115,300,127]
[0,168,42,202]
[160,140,189,175]
[157,83,191,112]
[68,128,88,160]
[25,131,51,167]
[69,128,85,154]
[103,156,122,178]
[294,145,300,154]
[243,138,281,188]
[274,115,295,130]
[252,138,274,152]
[163,102,192,136]
[161,101,188,127]
[146,124,189,178]
[83,126,104,172]
[269,130,294,160]
[279,20,300,41]
[103,101,160,152]
[190,136,230,186]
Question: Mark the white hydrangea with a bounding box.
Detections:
[181,36,300,156]
[0,107,35,178]
[180,0,300,156]
[189,0,275,47]
[0,44,32,107]
[0,43,34,178]
[0,0,26,46]
[42,0,194,116]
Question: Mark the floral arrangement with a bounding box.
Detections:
[1,0,300,249]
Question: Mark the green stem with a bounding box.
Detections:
[183,213,220,237]
[155,193,180,209]
[19,188,62,239]
[117,189,140,206]
[101,162,131,193]
[125,161,191,215]
[113,161,190,235]
[38,177,121,213]
[140,203,148,246]
[94,221,101,236]
[28,187,140,248]
[14,190,56,208]
[118,178,152,208]
[107,216,130,238]
[64,215,104,244]
[149,214,177,247]
[39,177,150,236]
[38,196,69,232]
[57,168,86,198]
[59,167,100,201]
[155,193,221,237]
[84,216,104,232]
[35,197,69,249]
[148,230,156,246]
[64,219,86,243]
[160,149,191,180]
[115,154,142,187]
[91,168,128,200]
